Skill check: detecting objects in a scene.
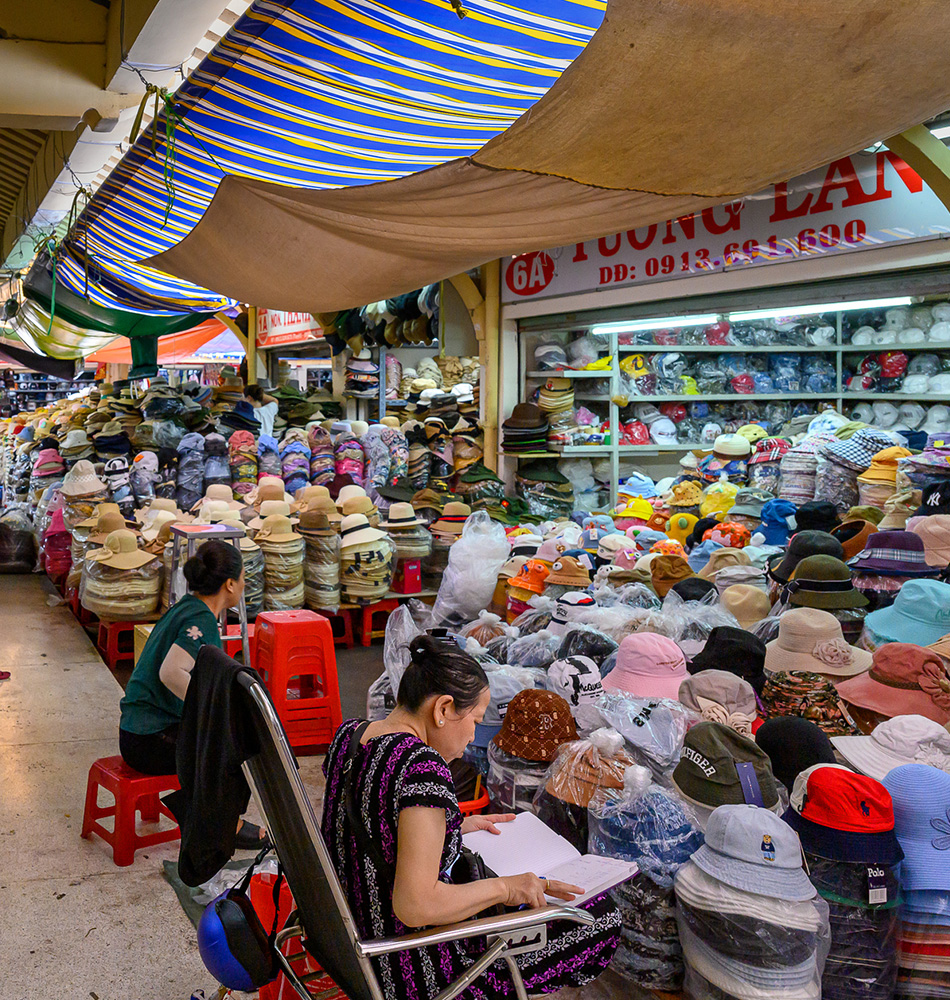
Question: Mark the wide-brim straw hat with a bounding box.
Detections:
[379,501,425,528]
[90,529,157,570]
[339,512,386,548]
[253,515,299,543]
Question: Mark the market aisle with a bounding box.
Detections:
[0,575,318,1000]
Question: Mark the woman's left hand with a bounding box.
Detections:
[460,813,516,835]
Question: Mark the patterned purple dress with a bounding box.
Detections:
[322,719,621,1000]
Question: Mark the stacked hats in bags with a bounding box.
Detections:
[379,502,431,560]
[344,351,380,397]
[589,765,704,991]
[674,805,831,1000]
[298,509,340,610]
[502,403,548,453]
[339,513,395,603]
[81,529,162,618]
[785,765,902,1000]
[255,515,304,610]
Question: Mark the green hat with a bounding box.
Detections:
[459,461,503,485]
[834,420,867,440]
[786,554,868,610]
[846,504,884,526]
[516,459,569,485]
[672,721,778,810]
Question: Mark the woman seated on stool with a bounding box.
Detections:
[321,635,620,999]
[118,540,266,849]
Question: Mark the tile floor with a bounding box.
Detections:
[0,574,379,1000]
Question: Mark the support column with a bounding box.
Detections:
[884,125,950,212]
[481,260,501,471]
[246,306,258,386]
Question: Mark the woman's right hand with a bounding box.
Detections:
[499,873,581,909]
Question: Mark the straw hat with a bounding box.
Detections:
[248,500,299,531]
[306,497,343,524]
[378,501,425,528]
[90,529,157,570]
[89,512,141,544]
[339,512,386,548]
[254,515,299,543]
[141,510,178,542]
[342,495,377,518]
[297,510,336,536]
[192,484,241,511]
[764,607,872,677]
[60,459,108,497]
[292,484,331,510]
[76,502,123,528]
[134,497,187,523]
[337,484,368,509]
[430,501,472,535]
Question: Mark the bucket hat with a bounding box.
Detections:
[699,546,751,581]
[339,513,385,548]
[671,576,717,603]
[254,515,299,543]
[689,627,767,694]
[721,584,772,629]
[768,531,844,584]
[831,519,877,560]
[785,764,902,863]
[730,488,774,519]
[703,521,751,549]
[602,632,687,699]
[59,459,108,497]
[544,555,591,588]
[832,714,950,781]
[692,804,815,902]
[785,554,867,610]
[758,498,798,547]
[755,718,836,792]
[547,656,605,713]
[881,764,950,891]
[508,559,550,595]
[493,689,577,762]
[765,607,871,677]
[90,529,156,570]
[665,512,698,546]
[876,488,919,531]
[793,501,840,535]
[857,446,912,485]
[678,670,757,736]
[650,554,696,597]
[673,723,779,813]
[687,539,724,573]
[910,515,950,568]
[670,481,703,508]
[835,640,950,725]
[430,501,471,535]
[823,428,900,472]
[849,530,939,576]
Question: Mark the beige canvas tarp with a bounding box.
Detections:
[147,0,950,312]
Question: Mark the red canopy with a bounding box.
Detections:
[86,319,230,364]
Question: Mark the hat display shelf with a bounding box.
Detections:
[9,371,95,409]
[168,523,251,665]
[510,283,950,504]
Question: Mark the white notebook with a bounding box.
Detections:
[461,812,638,907]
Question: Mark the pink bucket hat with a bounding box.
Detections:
[602,632,688,699]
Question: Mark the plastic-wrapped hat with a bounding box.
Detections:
[700,478,738,518]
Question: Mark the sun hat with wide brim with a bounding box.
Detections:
[882,764,950,891]
[140,510,178,542]
[764,607,872,677]
[831,714,950,782]
[336,484,369,509]
[191,484,242,511]
[59,460,109,497]
[90,529,158,570]
[339,512,386,548]
[253,515,300,544]
[430,501,472,535]
[862,578,950,647]
[76,502,123,528]
[134,497,188,522]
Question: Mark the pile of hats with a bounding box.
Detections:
[344,351,380,398]
[339,512,395,602]
[379,502,432,559]
[255,514,305,610]
[502,403,548,454]
[298,509,341,609]
[80,528,162,618]
[60,429,94,466]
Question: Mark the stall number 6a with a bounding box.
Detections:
[506,252,555,296]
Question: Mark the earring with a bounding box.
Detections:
[437,719,444,726]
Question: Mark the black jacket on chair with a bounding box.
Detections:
[166,644,261,886]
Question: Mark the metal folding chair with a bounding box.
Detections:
[234,669,595,1000]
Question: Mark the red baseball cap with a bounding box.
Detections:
[784,763,903,863]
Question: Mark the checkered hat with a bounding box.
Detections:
[823,428,898,472]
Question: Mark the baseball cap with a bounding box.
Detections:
[785,764,903,863]
[547,656,605,712]
[691,804,815,902]
[672,722,779,812]
[831,714,950,781]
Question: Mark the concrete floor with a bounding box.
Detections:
[0,574,383,1000]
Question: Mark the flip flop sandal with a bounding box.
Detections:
[234,821,271,851]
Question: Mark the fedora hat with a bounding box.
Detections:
[431,501,472,535]
[248,500,298,531]
[339,512,385,548]
[336,484,368,508]
[378,502,425,528]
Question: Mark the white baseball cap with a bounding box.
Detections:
[832,715,950,781]
[871,402,899,427]
[922,405,950,433]
[929,374,950,393]
[898,403,926,429]
[851,403,873,424]
[650,417,678,444]
[929,321,950,342]
[898,327,926,344]
[901,374,931,394]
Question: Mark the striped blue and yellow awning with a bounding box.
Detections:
[57,0,605,314]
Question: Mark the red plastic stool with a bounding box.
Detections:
[360,599,400,647]
[459,787,490,816]
[313,608,354,649]
[81,755,180,866]
[96,621,137,671]
[255,610,343,752]
[222,623,257,665]
[70,588,98,626]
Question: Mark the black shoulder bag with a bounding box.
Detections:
[342,722,505,919]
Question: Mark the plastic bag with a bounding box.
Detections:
[429,511,510,629]
[532,729,635,852]
[556,623,618,665]
[0,507,36,574]
[589,767,703,990]
[598,694,693,779]
[367,671,396,721]
[486,741,550,814]
[510,595,556,635]
[259,538,305,610]
[458,610,507,647]
[483,662,546,724]
[383,600,433,698]
[507,628,561,669]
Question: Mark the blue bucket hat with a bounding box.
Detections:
[687,539,724,573]
[621,472,659,499]
[882,764,950,891]
[759,498,798,546]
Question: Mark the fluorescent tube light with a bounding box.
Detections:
[728,297,912,322]
[590,314,721,335]
[931,125,950,140]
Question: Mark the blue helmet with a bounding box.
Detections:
[197,890,277,992]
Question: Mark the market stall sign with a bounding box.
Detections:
[256,310,323,348]
[502,152,950,303]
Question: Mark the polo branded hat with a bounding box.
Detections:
[691,803,814,902]
[832,714,950,781]
[785,764,903,863]
[672,722,779,812]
